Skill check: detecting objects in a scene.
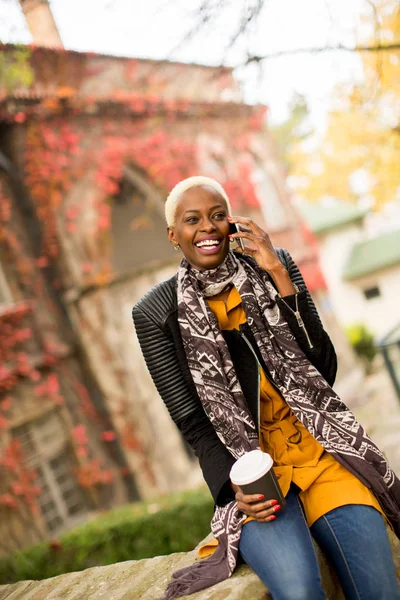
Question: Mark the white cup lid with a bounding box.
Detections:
[230,450,273,486]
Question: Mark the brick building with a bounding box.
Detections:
[0,40,351,551]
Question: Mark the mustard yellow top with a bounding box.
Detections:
[207,286,383,528]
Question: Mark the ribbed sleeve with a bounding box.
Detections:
[132,303,236,505]
[132,304,199,422]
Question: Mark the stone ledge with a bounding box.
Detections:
[0,530,399,600]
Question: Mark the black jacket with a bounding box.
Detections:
[132,249,337,506]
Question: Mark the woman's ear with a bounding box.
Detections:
[167,227,177,245]
[168,227,181,251]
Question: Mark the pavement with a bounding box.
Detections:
[345,361,400,477]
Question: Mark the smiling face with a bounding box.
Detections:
[168,185,231,270]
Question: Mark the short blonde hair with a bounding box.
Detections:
[165,176,232,227]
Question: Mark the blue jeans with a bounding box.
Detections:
[239,488,400,600]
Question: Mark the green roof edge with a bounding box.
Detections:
[313,212,365,235]
[343,229,400,281]
[297,201,367,236]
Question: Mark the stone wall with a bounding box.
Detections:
[1,40,361,550]
[68,261,203,499]
[0,171,130,553]
[0,530,399,599]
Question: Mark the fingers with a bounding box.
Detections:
[231,243,255,258]
[236,491,267,504]
[228,231,265,258]
[232,246,255,259]
[228,220,272,254]
[229,231,264,245]
[228,215,265,238]
[235,490,283,523]
[240,499,282,522]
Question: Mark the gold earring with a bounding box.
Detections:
[174,244,180,251]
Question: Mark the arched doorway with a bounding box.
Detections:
[111,167,176,275]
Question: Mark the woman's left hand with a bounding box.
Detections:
[228,216,283,274]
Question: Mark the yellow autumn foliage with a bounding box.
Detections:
[291,0,400,209]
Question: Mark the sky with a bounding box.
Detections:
[0,0,368,128]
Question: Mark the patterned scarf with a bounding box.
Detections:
[160,252,400,600]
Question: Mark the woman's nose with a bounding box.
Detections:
[200,219,216,231]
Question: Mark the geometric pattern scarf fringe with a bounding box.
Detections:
[159,252,400,600]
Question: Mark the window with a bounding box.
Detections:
[13,411,88,534]
[363,286,381,300]
[111,168,176,274]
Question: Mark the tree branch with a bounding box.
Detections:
[167,0,229,58]
[246,42,400,64]
[226,0,264,50]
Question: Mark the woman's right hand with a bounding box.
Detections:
[231,482,282,523]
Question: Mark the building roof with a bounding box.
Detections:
[0,43,267,122]
[343,229,400,281]
[0,43,242,107]
[0,43,235,73]
[298,200,366,236]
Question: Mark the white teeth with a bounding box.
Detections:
[195,239,221,248]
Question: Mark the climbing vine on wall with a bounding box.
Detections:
[0,44,266,549]
[0,45,34,95]
[0,101,263,540]
[20,114,199,287]
[0,177,127,550]
[25,122,82,262]
[21,112,262,280]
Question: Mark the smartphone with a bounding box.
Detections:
[229,222,245,252]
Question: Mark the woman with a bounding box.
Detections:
[132,176,400,600]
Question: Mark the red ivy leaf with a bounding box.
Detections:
[11,482,24,496]
[71,424,88,446]
[82,262,94,274]
[0,414,10,429]
[65,222,77,233]
[36,256,49,268]
[47,374,60,395]
[0,397,12,412]
[76,446,88,458]
[0,494,18,508]
[101,430,116,442]
[14,112,26,124]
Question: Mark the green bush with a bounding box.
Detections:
[346,323,377,371]
[0,487,214,584]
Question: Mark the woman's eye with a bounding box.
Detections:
[213,212,226,219]
[185,217,198,223]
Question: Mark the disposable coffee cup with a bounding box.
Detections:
[230,450,286,507]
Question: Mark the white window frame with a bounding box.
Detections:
[13,410,88,534]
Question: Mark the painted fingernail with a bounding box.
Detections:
[258,494,264,500]
[273,505,281,512]
[270,500,278,506]
[268,515,276,521]
[228,234,233,238]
